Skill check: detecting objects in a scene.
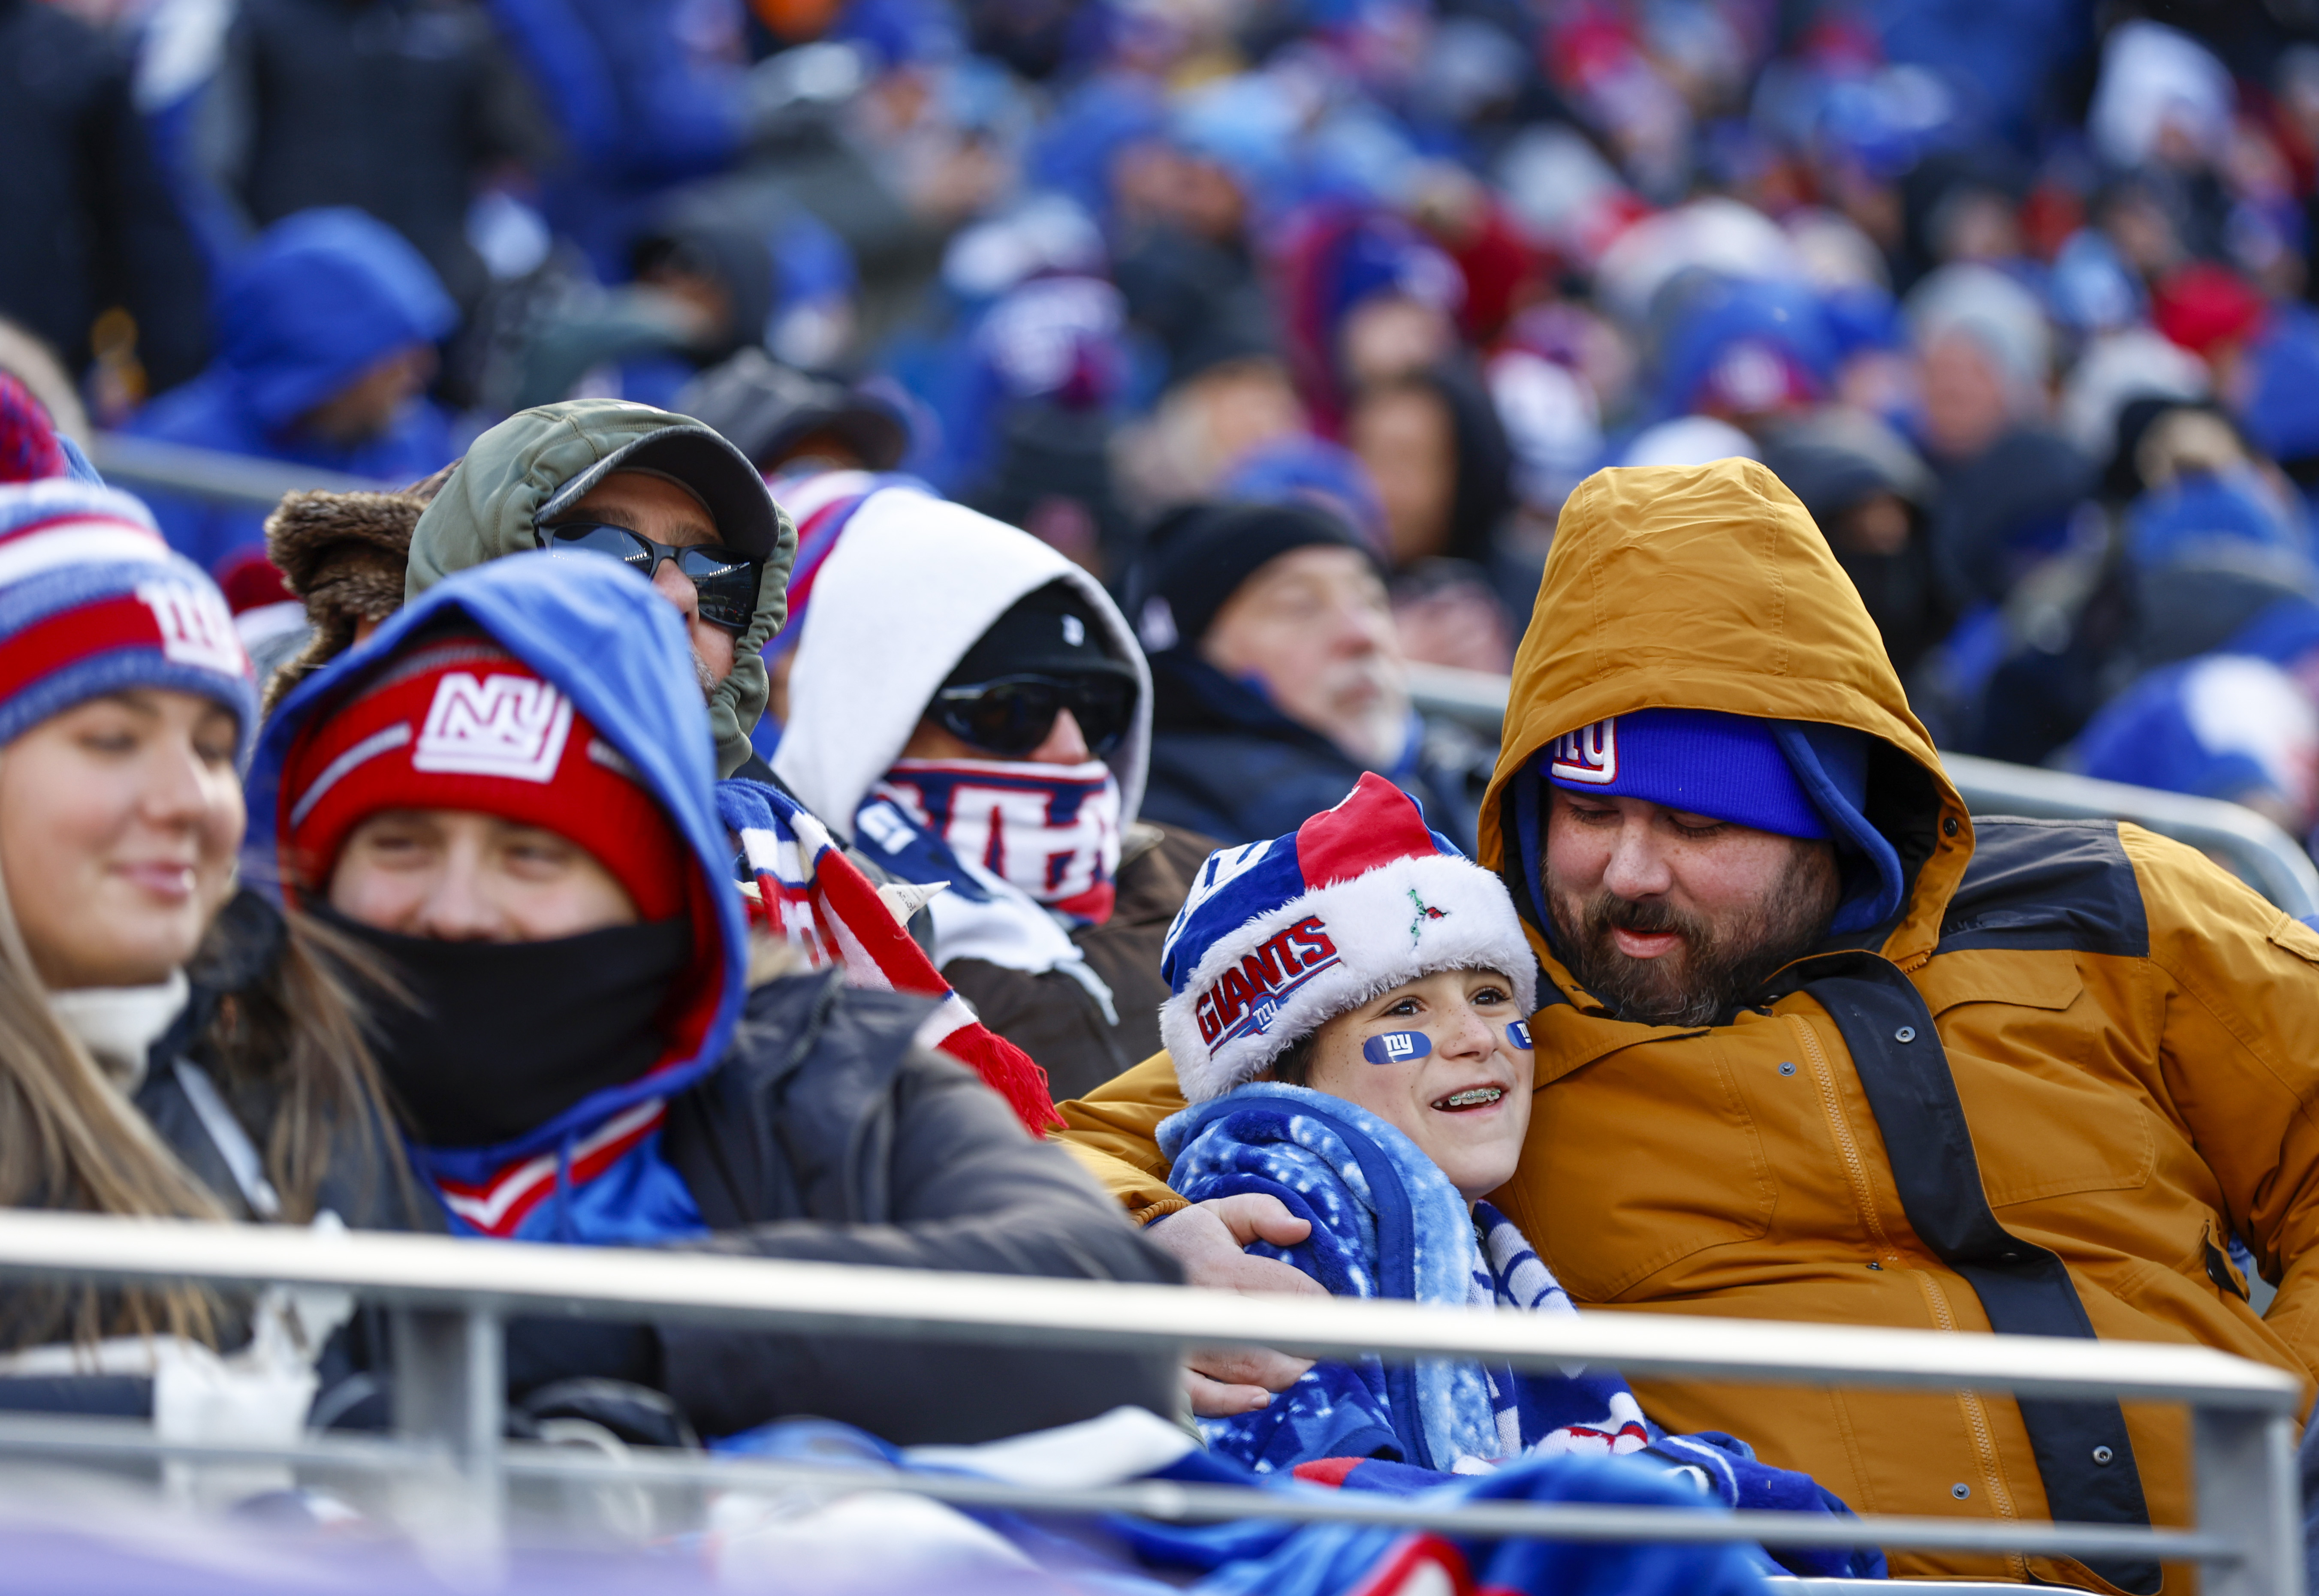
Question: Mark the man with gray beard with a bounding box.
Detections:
[1126,500,1490,850]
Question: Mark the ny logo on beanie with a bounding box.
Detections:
[414,673,575,783]
[1549,719,1617,785]
[137,580,246,678]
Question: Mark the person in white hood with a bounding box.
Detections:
[773,489,1215,1097]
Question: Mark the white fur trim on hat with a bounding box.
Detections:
[1160,852,1538,1103]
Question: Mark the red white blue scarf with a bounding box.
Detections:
[717,777,1060,1132]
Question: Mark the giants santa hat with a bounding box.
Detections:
[1160,774,1537,1103]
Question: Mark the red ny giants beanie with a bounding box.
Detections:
[279,627,689,918]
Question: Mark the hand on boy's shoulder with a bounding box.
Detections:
[1147,1194,1323,1418]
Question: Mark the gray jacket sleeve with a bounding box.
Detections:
[655,1048,1185,1443]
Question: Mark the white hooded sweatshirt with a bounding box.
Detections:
[772,489,1152,984]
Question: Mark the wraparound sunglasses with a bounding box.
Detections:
[537,521,760,633]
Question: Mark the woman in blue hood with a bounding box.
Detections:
[249,551,1181,1443]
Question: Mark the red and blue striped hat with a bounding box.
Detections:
[0,477,257,759]
[1159,773,1537,1102]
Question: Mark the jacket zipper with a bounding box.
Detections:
[1910,1271,2029,1579]
[1786,1012,2025,1575]
[1785,1014,1896,1258]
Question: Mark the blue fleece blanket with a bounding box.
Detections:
[718,1413,1786,1596]
[1159,1084,1882,1580]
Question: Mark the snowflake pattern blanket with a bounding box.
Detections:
[1158,1084,1881,1579]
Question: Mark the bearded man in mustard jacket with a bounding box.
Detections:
[1058,458,2319,1594]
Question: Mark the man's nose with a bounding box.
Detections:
[408,855,505,942]
[1330,598,1383,654]
[650,557,701,623]
[1600,817,1674,900]
[1026,707,1093,765]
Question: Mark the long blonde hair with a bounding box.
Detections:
[0,866,405,1347]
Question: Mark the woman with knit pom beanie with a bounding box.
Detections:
[0,385,406,1377]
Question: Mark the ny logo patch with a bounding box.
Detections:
[413,673,573,781]
[1549,717,1618,785]
[136,581,246,678]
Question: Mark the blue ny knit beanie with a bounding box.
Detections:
[1521,708,1904,939]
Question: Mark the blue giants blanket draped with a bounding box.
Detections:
[1158,1083,1882,1581]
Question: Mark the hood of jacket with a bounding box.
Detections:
[1478,457,1970,994]
[772,487,1152,839]
[219,209,457,431]
[406,399,798,778]
[246,552,752,1163]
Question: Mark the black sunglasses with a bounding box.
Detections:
[537,522,761,634]
[929,672,1137,759]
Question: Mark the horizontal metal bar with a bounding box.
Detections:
[87,434,400,509]
[1406,661,1509,732]
[0,1213,2292,1410]
[1941,752,2319,919]
[0,1415,2232,1565]
[0,1412,434,1472]
[1769,1584,2032,1594]
[505,1446,2233,1562]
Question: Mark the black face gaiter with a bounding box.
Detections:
[320,910,693,1150]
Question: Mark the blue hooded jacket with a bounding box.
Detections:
[246,552,749,1244]
[127,208,458,575]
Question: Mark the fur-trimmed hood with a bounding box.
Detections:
[259,472,446,713]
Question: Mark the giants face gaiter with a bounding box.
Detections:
[869,758,1123,924]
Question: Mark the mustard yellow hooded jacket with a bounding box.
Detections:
[1055,458,2319,1592]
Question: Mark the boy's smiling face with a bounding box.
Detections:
[1296,968,1535,1200]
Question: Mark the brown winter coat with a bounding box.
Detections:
[1055,458,2319,1593]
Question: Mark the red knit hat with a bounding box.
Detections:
[279,629,691,919]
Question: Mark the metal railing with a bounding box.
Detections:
[1405,664,2319,919]
[0,1210,2296,1593]
[85,434,400,510]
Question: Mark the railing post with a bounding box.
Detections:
[393,1305,505,1569]
[2195,1407,2303,1596]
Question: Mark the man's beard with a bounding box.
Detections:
[693,647,718,699]
[1547,846,1841,1027]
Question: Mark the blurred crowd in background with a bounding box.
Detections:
[10,0,2319,853]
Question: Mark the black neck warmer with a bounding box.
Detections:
[320,910,693,1150]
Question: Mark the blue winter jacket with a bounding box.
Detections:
[127,208,458,575]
